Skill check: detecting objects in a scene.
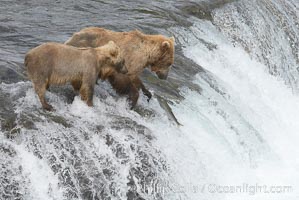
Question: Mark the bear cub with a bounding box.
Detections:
[25,41,127,111]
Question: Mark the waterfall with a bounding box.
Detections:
[0,0,298,199]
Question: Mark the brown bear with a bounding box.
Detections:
[65,27,175,108]
[25,41,127,111]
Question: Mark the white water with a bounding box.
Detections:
[168,19,299,199]
[1,0,299,200]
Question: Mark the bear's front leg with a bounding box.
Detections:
[80,85,94,106]
[108,73,140,109]
[141,86,152,102]
[132,76,152,102]
[71,80,82,91]
[128,86,139,109]
[80,75,96,107]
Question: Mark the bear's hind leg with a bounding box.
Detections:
[33,81,53,111]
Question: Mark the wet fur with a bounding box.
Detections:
[25,42,124,110]
[65,27,175,108]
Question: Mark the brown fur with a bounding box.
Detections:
[65,27,175,108]
[25,41,127,111]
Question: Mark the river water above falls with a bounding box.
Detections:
[0,0,298,199]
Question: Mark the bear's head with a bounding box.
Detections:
[150,36,175,80]
[96,41,128,80]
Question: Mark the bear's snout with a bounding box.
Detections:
[156,70,169,80]
[120,65,128,74]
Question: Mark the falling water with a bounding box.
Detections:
[0,0,298,199]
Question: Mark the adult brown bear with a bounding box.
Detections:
[65,27,175,108]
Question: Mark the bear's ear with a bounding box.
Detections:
[161,41,170,51]
[106,41,119,57]
[170,37,175,42]
[109,47,118,57]
[108,41,115,46]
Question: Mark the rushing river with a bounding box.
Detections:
[0,0,298,199]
